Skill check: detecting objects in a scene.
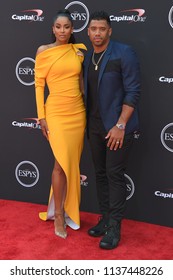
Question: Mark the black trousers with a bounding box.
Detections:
[88,117,134,223]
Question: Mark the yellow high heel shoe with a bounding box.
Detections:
[54,211,67,239]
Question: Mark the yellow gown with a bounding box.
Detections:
[35,43,87,229]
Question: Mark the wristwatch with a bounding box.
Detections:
[116,123,126,130]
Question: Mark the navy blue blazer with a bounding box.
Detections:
[83,40,141,134]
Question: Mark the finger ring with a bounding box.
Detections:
[116,141,120,144]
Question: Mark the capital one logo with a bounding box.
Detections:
[155,189,173,199]
[159,75,173,83]
[15,161,39,187]
[110,8,146,23]
[65,1,89,32]
[15,57,35,86]
[160,123,173,152]
[12,9,44,22]
[125,174,135,200]
[168,6,173,28]
[12,118,41,130]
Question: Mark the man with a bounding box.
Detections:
[83,11,141,250]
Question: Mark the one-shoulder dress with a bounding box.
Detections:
[35,43,87,229]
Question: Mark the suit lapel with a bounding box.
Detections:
[98,41,112,87]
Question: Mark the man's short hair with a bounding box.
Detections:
[88,11,111,27]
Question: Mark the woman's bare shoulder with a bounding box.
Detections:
[36,43,55,55]
[36,45,48,55]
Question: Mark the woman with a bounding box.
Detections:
[34,9,87,239]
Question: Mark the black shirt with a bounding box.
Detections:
[87,51,106,119]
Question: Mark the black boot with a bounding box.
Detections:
[88,215,108,237]
[99,220,121,249]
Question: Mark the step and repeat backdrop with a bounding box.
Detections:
[1,0,173,227]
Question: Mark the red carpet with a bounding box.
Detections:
[0,199,173,260]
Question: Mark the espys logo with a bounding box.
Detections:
[110,8,146,23]
[15,57,35,86]
[12,118,41,130]
[65,1,89,32]
[168,6,173,28]
[125,174,135,200]
[160,123,173,152]
[12,9,44,22]
[15,161,39,187]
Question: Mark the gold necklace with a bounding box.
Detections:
[92,49,107,70]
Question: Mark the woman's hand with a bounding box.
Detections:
[39,118,49,140]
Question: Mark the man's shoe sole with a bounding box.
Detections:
[88,230,105,237]
[99,240,120,250]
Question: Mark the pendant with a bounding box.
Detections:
[95,65,98,70]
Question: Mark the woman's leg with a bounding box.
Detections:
[52,159,67,238]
